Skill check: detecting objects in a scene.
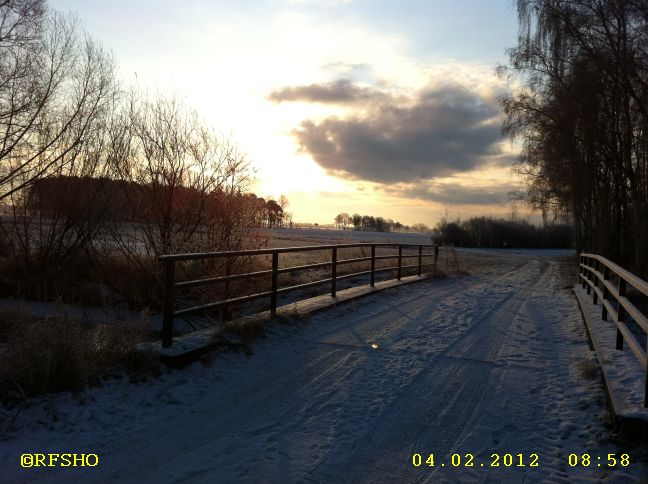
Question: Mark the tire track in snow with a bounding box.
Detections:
[431,261,621,484]
[71,346,359,483]
[125,261,537,483]
[302,258,536,359]
[320,259,554,483]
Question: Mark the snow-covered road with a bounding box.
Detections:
[3,251,647,483]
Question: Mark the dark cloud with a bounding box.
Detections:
[385,182,518,206]
[267,79,387,104]
[287,81,508,184]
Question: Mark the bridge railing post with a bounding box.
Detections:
[331,247,337,297]
[161,258,176,348]
[397,245,402,280]
[602,265,610,320]
[370,244,375,287]
[617,277,626,350]
[270,251,279,316]
[223,256,232,321]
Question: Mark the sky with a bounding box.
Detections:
[50,0,523,227]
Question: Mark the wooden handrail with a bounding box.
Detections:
[579,253,648,406]
[159,243,434,262]
[581,253,648,298]
[161,243,439,347]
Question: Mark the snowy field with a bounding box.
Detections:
[2,249,648,483]
[265,227,433,247]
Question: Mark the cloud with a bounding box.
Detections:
[287,81,507,184]
[384,181,517,205]
[268,79,387,104]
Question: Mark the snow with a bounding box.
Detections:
[2,250,647,483]
[265,227,434,246]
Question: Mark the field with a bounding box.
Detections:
[264,227,433,247]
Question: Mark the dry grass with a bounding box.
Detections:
[0,248,161,312]
[0,252,96,303]
[93,254,162,310]
[222,316,267,345]
[576,358,600,381]
[436,245,461,275]
[0,310,159,405]
[276,304,312,325]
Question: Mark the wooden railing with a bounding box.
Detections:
[160,243,439,348]
[579,253,648,406]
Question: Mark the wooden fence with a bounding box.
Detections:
[579,253,648,406]
[160,243,439,348]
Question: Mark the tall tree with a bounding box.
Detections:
[501,0,648,274]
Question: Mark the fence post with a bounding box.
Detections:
[602,266,610,320]
[397,245,402,280]
[270,251,278,316]
[418,245,422,276]
[223,256,232,321]
[586,259,591,294]
[617,277,626,350]
[162,258,175,348]
[434,246,439,276]
[331,247,338,296]
[370,244,375,287]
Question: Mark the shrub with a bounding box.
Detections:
[0,310,159,404]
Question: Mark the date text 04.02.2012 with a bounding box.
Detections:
[411,453,539,468]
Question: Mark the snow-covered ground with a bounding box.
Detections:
[266,227,433,246]
[2,250,647,483]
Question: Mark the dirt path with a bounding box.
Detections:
[3,251,646,483]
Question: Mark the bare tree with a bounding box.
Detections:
[0,4,116,200]
[110,93,253,259]
[0,2,119,295]
[334,213,344,229]
[501,0,648,273]
[94,92,260,308]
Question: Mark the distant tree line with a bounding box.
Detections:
[25,176,290,229]
[334,212,430,233]
[502,0,648,275]
[432,216,573,249]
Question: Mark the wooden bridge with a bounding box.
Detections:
[159,243,439,348]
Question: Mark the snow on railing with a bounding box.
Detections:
[579,253,648,406]
[159,243,439,348]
